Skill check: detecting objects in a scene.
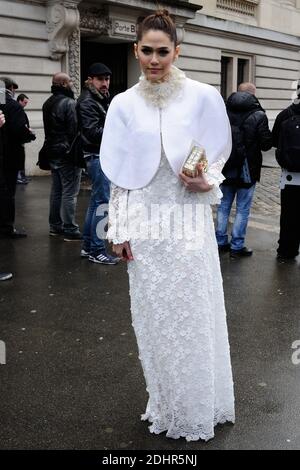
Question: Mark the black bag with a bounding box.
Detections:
[37,142,51,171]
[276,108,300,172]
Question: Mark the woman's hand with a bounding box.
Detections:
[112,241,134,261]
[0,110,5,128]
[179,163,213,193]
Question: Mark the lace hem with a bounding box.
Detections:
[141,411,235,442]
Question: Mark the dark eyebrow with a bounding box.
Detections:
[141,46,171,51]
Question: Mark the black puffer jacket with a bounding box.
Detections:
[76,84,110,154]
[42,85,77,160]
[225,92,272,183]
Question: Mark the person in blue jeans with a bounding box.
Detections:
[81,155,111,260]
[216,184,256,253]
[216,82,272,258]
[77,63,119,264]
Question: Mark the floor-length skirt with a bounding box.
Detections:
[127,152,235,442]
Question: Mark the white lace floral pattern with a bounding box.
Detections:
[107,184,129,244]
[108,150,235,441]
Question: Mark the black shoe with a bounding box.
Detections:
[0,229,27,239]
[63,232,82,242]
[218,243,231,253]
[0,272,13,281]
[276,253,296,262]
[230,247,253,258]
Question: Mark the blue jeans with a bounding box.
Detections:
[216,183,256,251]
[82,156,110,256]
[49,162,82,234]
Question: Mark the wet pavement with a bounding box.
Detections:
[1,170,300,451]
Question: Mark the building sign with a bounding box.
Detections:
[112,19,136,38]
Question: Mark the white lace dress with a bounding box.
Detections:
[107,70,235,442]
[108,153,235,441]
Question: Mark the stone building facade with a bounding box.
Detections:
[0,0,299,174]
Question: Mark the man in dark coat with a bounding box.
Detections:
[0,76,35,238]
[0,109,13,280]
[76,63,119,264]
[272,79,300,260]
[216,82,272,257]
[42,72,82,241]
[16,93,31,184]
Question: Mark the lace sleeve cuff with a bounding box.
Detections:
[199,158,225,205]
[107,183,130,244]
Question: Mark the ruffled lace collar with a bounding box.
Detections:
[137,66,186,108]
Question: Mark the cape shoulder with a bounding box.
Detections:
[108,78,223,116]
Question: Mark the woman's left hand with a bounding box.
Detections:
[179,163,213,193]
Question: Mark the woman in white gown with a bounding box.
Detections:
[100,10,235,442]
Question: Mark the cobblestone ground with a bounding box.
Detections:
[227,166,282,234]
[252,167,281,217]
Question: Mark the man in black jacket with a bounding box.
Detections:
[216,82,272,257]
[0,76,36,238]
[16,93,31,184]
[77,63,119,264]
[42,72,82,241]
[272,79,300,260]
[0,109,13,281]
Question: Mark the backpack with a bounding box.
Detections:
[223,111,254,175]
[276,108,300,172]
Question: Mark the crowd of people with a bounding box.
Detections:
[1,8,300,441]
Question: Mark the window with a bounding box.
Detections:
[221,53,253,99]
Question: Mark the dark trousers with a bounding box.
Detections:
[0,168,18,234]
[49,163,82,234]
[278,185,300,258]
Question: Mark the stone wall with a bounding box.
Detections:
[0,0,63,174]
[179,12,300,124]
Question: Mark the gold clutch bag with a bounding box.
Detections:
[182,144,208,178]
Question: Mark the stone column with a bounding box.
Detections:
[68,27,81,96]
[46,0,80,60]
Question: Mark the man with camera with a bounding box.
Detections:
[0,76,36,239]
[0,109,12,281]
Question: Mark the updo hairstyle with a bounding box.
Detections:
[136,9,178,46]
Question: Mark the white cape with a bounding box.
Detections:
[100,72,231,190]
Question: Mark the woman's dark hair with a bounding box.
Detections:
[136,9,177,46]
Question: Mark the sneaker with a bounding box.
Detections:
[89,252,120,265]
[63,232,82,242]
[230,247,253,258]
[0,272,13,281]
[17,178,28,185]
[80,249,90,258]
[49,230,64,237]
